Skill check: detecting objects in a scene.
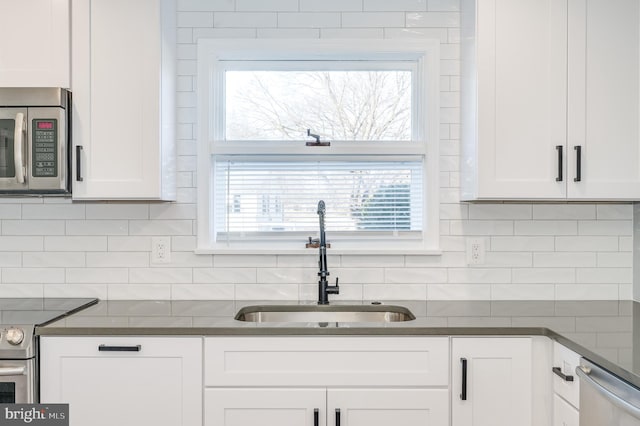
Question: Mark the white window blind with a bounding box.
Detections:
[213,159,424,242]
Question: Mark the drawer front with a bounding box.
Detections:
[553,342,580,409]
[204,336,449,387]
[553,394,579,426]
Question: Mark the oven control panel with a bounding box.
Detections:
[5,327,24,345]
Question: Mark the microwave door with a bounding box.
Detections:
[0,109,27,191]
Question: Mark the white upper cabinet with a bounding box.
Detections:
[71,0,176,200]
[567,0,640,199]
[462,0,640,201]
[0,0,70,88]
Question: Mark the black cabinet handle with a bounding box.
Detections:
[552,367,574,382]
[98,345,141,352]
[574,145,582,182]
[460,358,468,400]
[76,145,84,182]
[556,145,563,182]
[335,409,340,426]
[314,409,319,426]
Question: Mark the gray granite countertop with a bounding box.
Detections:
[37,299,639,389]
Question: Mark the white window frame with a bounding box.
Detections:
[196,39,440,254]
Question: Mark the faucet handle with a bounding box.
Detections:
[327,277,340,294]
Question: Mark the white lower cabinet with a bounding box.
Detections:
[553,394,579,426]
[40,336,202,426]
[451,337,533,426]
[552,342,581,426]
[205,388,448,426]
[204,336,450,426]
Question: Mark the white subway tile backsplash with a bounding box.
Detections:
[23,252,84,268]
[129,268,192,284]
[555,284,619,300]
[257,268,314,284]
[66,220,128,236]
[2,268,64,284]
[22,204,85,220]
[66,268,129,284]
[43,284,108,299]
[171,284,235,300]
[383,27,448,41]
[341,12,405,27]
[597,204,633,220]
[491,236,555,252]
[0,284,44,298]
[178,0,234,12]
[428,0,460,11]
[469,204,531,220]
[428,284,491,300]
[385,267,447,283]
[129,220,192,236]
[237,0,299,12]
[235,284,299,300]
[85,204,149,219]
[450,220,513,235]
[533,252,596,267]
[321,28,384,38]
[364,284,427,300]
[578,220,632,236]
[277,12,341,27]
[300,0,362,12]
[448,268,511,283]
[86,253,149,268]
[512,268,575,284]
[108,284,172,300]
[177,11,214,27]
[193,28,257,39]
[576,268,632,284]
[364,0,427,12]
[555,236,619,252]
[214,12,278,27]
[0,205,21,219]
[533,204,596,220]
[515,220,577,236]
[490,284,555,300]
[194,267,257,284]
[335,268,385,284]
[598,252,632,267]
[406,12,460,27]
[257,28,320,38]
[2,220,64,235]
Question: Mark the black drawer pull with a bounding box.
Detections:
[552,367,574,382]
[461,357,468,400]
[76,145,84,182]
[556,145,563,182]
[98,345,141,352]
[314,409,319,426]
[335,409,340,426]
[574,145,582,182]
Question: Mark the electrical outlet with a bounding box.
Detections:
[466,238,485,265]
[151,237,171,264]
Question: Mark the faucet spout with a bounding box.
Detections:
[316,200,339,305]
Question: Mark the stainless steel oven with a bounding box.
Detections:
[0,88,70,194]
[0,359,35,403]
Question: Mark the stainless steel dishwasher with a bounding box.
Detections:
[576,359,640,426]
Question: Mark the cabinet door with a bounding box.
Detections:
[553,394,579,426]
[452,337,532,426]
[40,337,202,426]
[567,0,640,199]
[0,0,69,87]
[327,389,448,426]
[470,0,567,199]
[205,388,325,426]
[71,0,175,200]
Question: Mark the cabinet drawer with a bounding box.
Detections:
[204,336,449,387]
[553,394,579,426]
[553,342,580,409]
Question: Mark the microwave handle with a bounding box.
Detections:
[13,112,25,184]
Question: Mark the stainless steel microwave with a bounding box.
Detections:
[0,88,70,195]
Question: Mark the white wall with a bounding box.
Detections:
[0,0,631,301]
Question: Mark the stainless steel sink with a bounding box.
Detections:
[234,304,415,323]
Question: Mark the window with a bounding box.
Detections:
[197,40,440,253]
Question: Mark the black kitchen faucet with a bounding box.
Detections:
[316,200,339,304]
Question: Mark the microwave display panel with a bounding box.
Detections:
[32,119,57,178]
